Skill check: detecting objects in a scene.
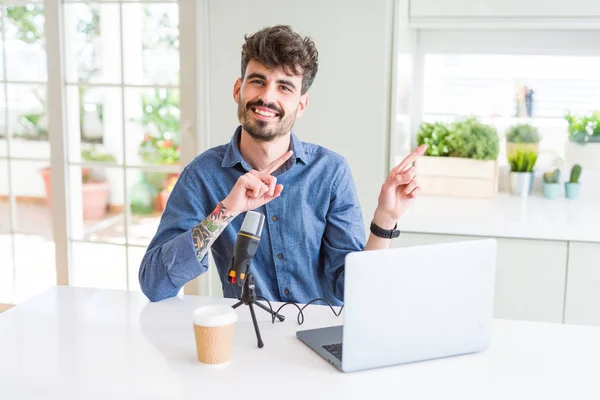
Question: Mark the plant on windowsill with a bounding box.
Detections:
[40,146,116,220]
[542,168,561,200]
[564,111,600,170]
[415,117,500,198]
[565,164,582,200]
[508,148,538,197]
[505,123,540,158]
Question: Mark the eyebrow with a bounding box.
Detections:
[246,72,297,91]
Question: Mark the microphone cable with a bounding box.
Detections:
[256,296,344,325]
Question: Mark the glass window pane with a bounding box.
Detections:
[122,3,179,86]
[14,233,55,303]
[4,5,47,82]
[0,160,11,233]
[66,85,123,165]
[128,246,146,292]
[63,3,121,85]
[0,233,14,304]
[0,85,6,157]
[127,168,170,247]
[8,84,48,159]
[125,87,180,167]
[11,160,52,235]
[68,165,125,245]
[0,8,4,81]
[71,242,126,290]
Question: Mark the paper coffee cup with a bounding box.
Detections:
[193,305,237,364]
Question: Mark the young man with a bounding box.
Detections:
[139,25,426,305]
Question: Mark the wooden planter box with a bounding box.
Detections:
[414,156,499,198]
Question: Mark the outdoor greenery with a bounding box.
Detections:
[137,89,181,165]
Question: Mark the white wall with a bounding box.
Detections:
[206,0,395,226]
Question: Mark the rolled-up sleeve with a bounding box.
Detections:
[138,166,210,302]
[321,158,366,302]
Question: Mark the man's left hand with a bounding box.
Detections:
[373,145,427,229]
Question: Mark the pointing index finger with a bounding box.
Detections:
[392,145,427,174]
[260,150,294,175]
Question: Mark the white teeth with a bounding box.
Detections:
[254,109,276,117]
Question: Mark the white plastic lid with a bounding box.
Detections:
[193,305,238,327]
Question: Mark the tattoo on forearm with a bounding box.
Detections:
[192,202,235,261]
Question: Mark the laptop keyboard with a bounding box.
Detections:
[322,343,343,361]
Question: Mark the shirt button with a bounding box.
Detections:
[271,216,278,222]
[284,289,290,295]
[277,253,284,260]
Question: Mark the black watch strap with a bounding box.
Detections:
[370,221,401,239]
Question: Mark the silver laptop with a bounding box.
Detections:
[296,239,497,373]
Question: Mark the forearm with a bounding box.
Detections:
[191,201,238,262]
[139,202,237,302]
[363,210,396,251]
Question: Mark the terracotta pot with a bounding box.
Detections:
[82,181,109,220]
[159,189,170,212]
[40,167,52,205]
[40,168,109,220]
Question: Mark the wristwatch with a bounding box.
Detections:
[370,220,401,239]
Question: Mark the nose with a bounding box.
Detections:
[259,82,278,106]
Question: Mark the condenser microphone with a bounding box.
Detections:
[227,211,265,286]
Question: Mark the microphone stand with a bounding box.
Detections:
[232,273,285,348]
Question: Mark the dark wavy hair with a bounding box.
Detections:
[241,25,319,95]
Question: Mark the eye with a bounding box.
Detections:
[251,79,264,85]
[280,85,291,92]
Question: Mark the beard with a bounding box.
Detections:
[237,97,298,142]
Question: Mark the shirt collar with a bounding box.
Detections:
[222,126,309,169]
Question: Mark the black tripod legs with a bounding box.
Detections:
[248,303,264,348]
[232,300,243,309]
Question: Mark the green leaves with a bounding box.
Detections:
[450,118,500,161]
[508,149,538,173]
[506,124,540,144]
[565,112,600,144]
[417,118,499,161]
[416,122,453,157]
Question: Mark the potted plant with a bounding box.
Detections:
[505,123,540,158]
[508,148,537,197]
[565,164,582,200]
[40,146,115,220]
[415,117,500,198]
[158,174,179,211]
[542,168,561,199]
[564,112,600,170]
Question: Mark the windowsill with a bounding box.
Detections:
[397,192,600,243]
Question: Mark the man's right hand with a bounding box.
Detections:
[221,150,293,214]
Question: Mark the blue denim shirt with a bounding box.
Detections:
[139,126,366,306]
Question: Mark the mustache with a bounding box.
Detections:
[246,100,284,117]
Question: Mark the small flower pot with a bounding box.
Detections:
[543,183,561,199]
[510,172,534,197]
[564,182,581,199]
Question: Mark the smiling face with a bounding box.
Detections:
[234,60,308,142]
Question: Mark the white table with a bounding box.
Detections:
[1,286,600,400]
